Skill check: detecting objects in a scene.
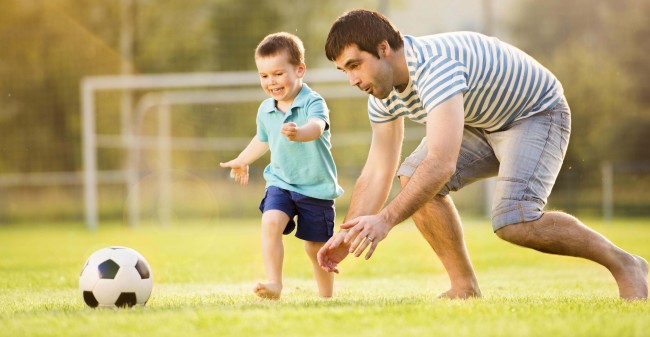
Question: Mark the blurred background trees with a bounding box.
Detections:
[508,0,650,214]
[0,0,648,223]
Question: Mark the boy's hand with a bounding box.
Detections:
[281,122,299,141]
[317,230,351,274]
[219,160,250,185]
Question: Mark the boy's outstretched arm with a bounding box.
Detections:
[281,118,326,142]
[219,137,269,185]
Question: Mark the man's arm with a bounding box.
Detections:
[345,116,404,220]
[343,92,465,258]
[316,116,404,273]
[379,92,464,225]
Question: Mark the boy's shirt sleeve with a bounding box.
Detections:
[256,111,268,142]
[306,96,330,131]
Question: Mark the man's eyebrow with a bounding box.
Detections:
[337,59,360,71]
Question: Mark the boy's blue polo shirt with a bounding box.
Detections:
[256,84,343,200]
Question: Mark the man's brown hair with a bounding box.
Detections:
[325,9,403,61]
[255,32,305,66]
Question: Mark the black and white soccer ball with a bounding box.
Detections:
[79,246,153,308]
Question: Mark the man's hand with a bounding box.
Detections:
[281,122,299,141]
[342,214,393,260]
[317,230,351,273]
[219,159,250,185]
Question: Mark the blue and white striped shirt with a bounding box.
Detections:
[368,32,563,131]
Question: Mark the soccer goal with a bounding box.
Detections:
[80,70,498,230]
[80,69,369,229]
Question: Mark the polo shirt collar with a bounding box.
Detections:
[260,83,311,114]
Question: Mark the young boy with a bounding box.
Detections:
[220,32,343,299]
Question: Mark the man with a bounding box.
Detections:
[316,9,648,300]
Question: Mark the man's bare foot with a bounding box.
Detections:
[437,287,482,299]
[615,254,648,300]
[254,282,282,300]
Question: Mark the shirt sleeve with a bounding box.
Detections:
[306,96,330,131]
[256,111,268,142]
[367,96,400,124]
[417,55,468,113]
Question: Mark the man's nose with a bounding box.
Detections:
[348,74,360,87]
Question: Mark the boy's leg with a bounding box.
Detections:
[256,210,291,299]
[291,191,336,298]
[305,241,334,298]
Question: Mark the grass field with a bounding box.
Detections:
[1,217,649,337]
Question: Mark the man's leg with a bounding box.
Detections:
[496,212,648,299]
[489,99,647,299]
[395,126,498,299]
[400,176,481,299]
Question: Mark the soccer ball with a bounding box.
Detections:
[79,246,153,308]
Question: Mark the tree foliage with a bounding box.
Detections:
[509,0,650,165]
[0,0,647,195]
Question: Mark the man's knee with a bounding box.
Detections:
[491,198,544,232]
[494,223,519,241]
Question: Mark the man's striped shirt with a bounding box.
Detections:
[368,32,563,131]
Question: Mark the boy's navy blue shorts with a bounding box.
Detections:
[259,186,335,242]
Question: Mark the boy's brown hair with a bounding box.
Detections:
[255,32,305,66]
[325,9,403,61]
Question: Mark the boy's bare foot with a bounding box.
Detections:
[615,254,648,300]
[437,287,482,299]
[254,282,282,300]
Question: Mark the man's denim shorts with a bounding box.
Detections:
[396,97,571,231]
[259,186,335,242]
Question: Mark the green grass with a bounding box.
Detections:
[1,218,649,337]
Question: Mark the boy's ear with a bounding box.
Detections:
[297,62,306,77]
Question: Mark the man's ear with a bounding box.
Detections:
[378,40,390,58]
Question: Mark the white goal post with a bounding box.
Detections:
[80,70,499,230]
[81,69,365,230]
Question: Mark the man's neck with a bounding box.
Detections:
[391,48,410,93]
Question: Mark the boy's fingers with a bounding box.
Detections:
[331,232,346,246]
